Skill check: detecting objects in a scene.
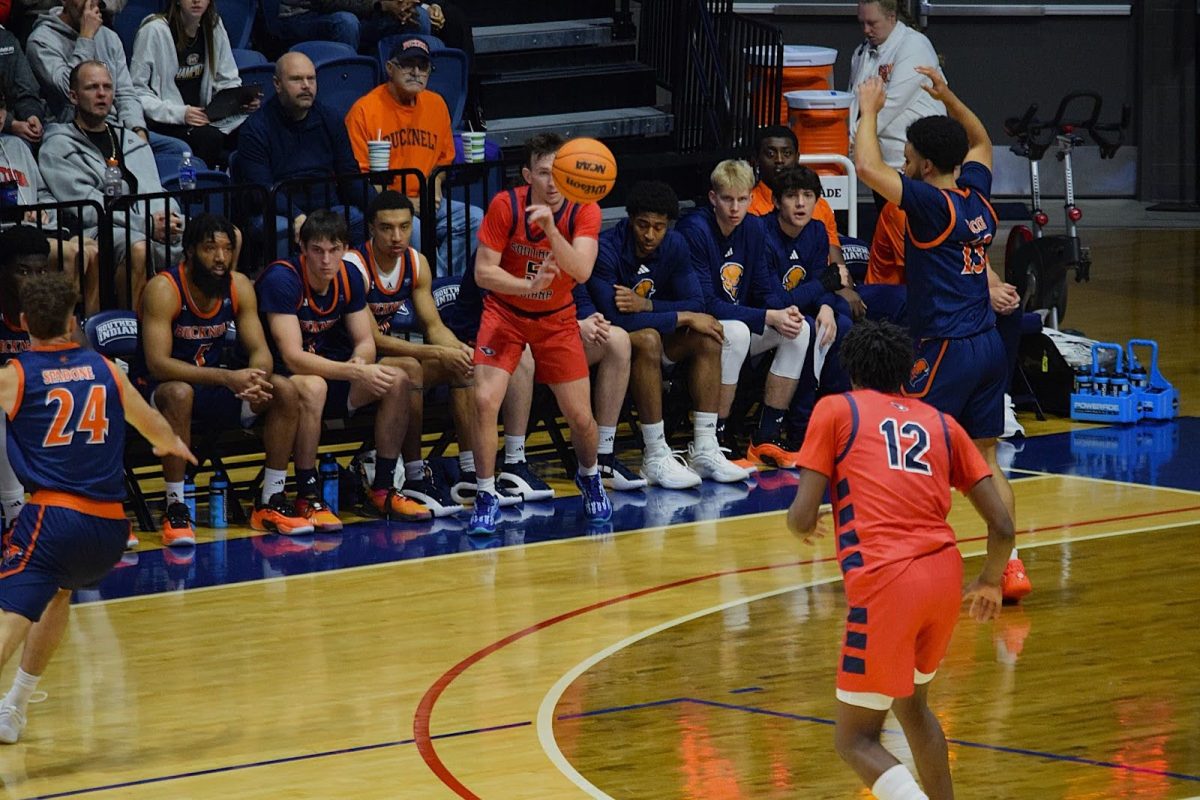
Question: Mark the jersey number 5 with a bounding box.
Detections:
[42,386,109,447]
[879,418,932,475]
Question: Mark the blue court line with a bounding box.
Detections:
[565,696,1200,784]
[21,720,531,800]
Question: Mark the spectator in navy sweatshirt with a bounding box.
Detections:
[235,52,368,257]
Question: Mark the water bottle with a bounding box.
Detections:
[178,150,197,191]
[102,157,123,199]
[208,469,229,528]
[183,476,197,522]
[319,453,340,513]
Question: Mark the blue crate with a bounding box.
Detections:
[1070,342,1140,423]
[1126,339,1179,421]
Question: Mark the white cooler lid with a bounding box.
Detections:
[786,90,854,110]
[782,45,837,67]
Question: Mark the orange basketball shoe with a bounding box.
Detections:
[1001,557,1033,602]
[745,436,802,469]
[367,488,432,522]
[252,493,315,535]
[161,502,196,547]
[294,495,343,533]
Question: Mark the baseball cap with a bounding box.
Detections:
[388,38,431,63]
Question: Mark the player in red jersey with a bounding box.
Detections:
[788,319,1014,800]
[468,133,611,533]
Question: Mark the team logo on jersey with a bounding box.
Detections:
[632,278,656,299]
[637,264,651,275]
[879,63,893,83]
[908,358,931,388]
[720,262,743,301]
[889,400,910,412]
[782,265,807,291]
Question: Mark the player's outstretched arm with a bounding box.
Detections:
[853,77,903,205]
[115,367,197,464]
[962,475,1015,620]
[914,65,991,169]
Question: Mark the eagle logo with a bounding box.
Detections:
[720,262,743,302]
[782,265,807,291]
[908,358,931,387]
[632,278,655,299]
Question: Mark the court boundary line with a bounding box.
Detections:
[1009,466,1200,498]
[535,520,1200,800]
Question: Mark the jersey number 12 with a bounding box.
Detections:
[879,418,931,475]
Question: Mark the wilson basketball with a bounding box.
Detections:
[552,138,617,205]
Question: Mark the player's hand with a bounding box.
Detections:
[915,65,951,103]
[797,503,833,546]
[963,578,1003,622]
[815,304,837,348]
[857,76,887,116]
[525,204,556,236]
[356,362,400,395]
[527,258,559,292]
[439,343,474,380]
[184,106,210,127]
[578,312,611,346]
[614,284,651,313]
[837,287,868,320]
[681,312,724,343]
[154,435,198,465]
[225,367,271,398]
[767,306,805,339]
[990,282,1020,314]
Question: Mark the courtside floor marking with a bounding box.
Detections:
[536,520,1200,800]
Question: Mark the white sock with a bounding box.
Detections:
[504,435,525,464]
[261,468,287,505]
[578,463,598,477]
[165,481,186,505]
[597,425,616,456]
[4,668,39,714]
[1010,548,1019,561]
[459,451,475,474]
[640,420,668,456]
[477,475,496,496]
[871,764,928,800]
[693,411,719,450]
[405,460,425,482]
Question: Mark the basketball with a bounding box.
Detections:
[552,138,617,205]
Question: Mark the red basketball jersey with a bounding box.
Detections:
[477,185,601,314]
[797,389,992,600]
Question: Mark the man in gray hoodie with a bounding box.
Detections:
[0,27,47,146]
[38,60,181,310]
[27,0,192,179]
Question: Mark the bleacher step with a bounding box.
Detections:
[485,108,673,149]
[474,18,614,55]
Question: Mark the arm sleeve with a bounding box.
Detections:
[651,234,705,316]
[256,266,303,315]
[571,282,596,319]
[5,40,47,126]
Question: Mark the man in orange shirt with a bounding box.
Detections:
[345,37,482,275]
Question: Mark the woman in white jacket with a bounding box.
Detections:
[130,0,259,170]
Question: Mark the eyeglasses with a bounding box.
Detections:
[390,60,434,74]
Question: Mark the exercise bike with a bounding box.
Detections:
[1003,92,1128,329]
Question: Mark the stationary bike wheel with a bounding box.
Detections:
[1005,225,1036,309]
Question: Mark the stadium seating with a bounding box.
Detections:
[314,56,380,120]
[289,39,357,66]
[220,0,257,49]
[112,0,159,59]
[233,48,268,70]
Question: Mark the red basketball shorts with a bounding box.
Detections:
[836,544,964,708]
[474,299,589,384]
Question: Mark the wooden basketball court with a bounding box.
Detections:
[0,228,1197,799]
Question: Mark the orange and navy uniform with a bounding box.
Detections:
[749,180,839,240]
[346,243,419,336]
[130,263,239,382]
[255,255,367,371]
[798,389,991,698]
[0,313,30,365]
[472,185,601,383]
[0,343,131,619]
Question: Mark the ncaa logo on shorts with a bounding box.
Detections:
[479,345,496,357]
[908,358,931,389]
[720,262,743,301]
[783,265,807,291]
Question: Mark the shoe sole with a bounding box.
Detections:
[501,488,554,503]
[251,517,316,535]
[401,491,462,519]
[639,470,701,490]
[747,451,799,469]
[163,534,196,547]
[603,478,649,491]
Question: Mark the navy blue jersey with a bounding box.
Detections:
[900,162,998,340]
[585,220,705,336]
[130,264,239,382]
[5,344,126,501]
[256,256,367,365]
[760,215,844,316]
[675,207,789,335]
[0,314,30,365]
[347,243,418,336]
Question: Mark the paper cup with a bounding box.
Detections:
[368,140,391,171]
[463,132,485,163]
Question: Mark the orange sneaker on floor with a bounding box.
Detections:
[252,493,316,535]
[368,488,432,521]
[294,496,343,532]
[1001,557,1033,602]
[161,501,196,547]
[746,437,801,469]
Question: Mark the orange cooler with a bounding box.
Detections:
[786,89,853,174]
[750,45,838,124]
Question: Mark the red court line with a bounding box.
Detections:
[414,502,1200,798]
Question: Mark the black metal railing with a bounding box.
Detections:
[426,155,519,277]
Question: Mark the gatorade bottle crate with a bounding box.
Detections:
[1070,342,1139,423]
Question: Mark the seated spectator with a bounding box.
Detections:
[276,0,434,54]
[0,28,47,146]
[256,209,432,527]
[27,0,193,180]
[236,52,367,258]
[39,60,182,309]
[130,0,259,170]
[0,132,100,310]
[344,37,481,275]
[129,213,313,547]
[8,0,126,41]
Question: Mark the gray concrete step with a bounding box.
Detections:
[474,18,614,55]
[485,108,674,149]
